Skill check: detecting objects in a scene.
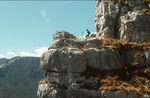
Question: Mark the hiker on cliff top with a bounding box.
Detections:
[86,29,90,38]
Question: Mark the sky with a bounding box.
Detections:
[0,1,96,59]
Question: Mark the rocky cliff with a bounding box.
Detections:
[37,0,150,98]
[37,30,150,98]
[95,0,150,42]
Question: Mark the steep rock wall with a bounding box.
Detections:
[37,31,150,98]
[95,0,150,42]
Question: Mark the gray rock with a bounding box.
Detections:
[84,48,102,69]
[124,50,145,66]
[65,89,102,98]
[50,38,102,49]
[37,84,49,98]
[85,48,124,70]
[86,38,102,47]
[40,49,86,72]
[37,85,66,98]
[37,86,149,98]
[100,48,124,70]
[70,83,80,89]
[142,49,150,66]
[101,90,128,98]
[95,0,150,42]
[53,30,76,40]
[45,71,84,88]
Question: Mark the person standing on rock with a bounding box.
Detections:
[86,29,90,38]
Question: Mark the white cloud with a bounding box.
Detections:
[20,47,48,57]
[20,52,37,57]
[41,10,47,18]
[7,52,17,57]
[35,47,48,57]
[0,55,5,58]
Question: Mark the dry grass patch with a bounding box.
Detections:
[97,38,150,51]
[79,65,150,96]
[68,85,72,90]
[39,79,46,84]
[48,38,150,51]
[99,66,150,97]
[41,54,45,61]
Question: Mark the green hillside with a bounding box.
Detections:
[0,57,44,98]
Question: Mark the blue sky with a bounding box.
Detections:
[0,1,96,59]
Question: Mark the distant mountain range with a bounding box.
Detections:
[0,56,45,98]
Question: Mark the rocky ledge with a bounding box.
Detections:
[37,0,150,97]
[37,30,150,98]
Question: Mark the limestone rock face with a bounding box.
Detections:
[84,48,124,70]
[40,49,86,72]
[38,31,150,98]
[95,0,150,42]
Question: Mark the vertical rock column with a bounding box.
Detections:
[95,0,150,42]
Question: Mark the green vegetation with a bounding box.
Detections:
[0,57,44,98]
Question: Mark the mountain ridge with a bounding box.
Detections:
[0,56,44,98]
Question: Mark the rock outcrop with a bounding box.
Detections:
[37,30,150,98]
[37,0,150,97]
[95,0,150,42]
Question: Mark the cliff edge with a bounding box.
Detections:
[37,30,150,98]
[37,0,150,98]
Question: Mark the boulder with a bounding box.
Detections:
[53,30,76,40]
[40,49,86,72]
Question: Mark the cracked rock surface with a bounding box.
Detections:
[95,0,150,42]
[38,30,150,98]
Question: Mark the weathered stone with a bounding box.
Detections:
[65,89,102,98]
[70,83,80,89]
[86,39,102,47]
[101,90,128,98]
[44,71,84,88]
[50,38,102,48]
[142,49,150,66]
[37,0,150,98]
[84,48,102,69]
[37,86,149,98]
[53,30,76,40]
[85,48,124,70]
[124,50,145,66]
[37,85,66,98]
[37,84,49,98]
[40,49,86,72]
[100,48,124,70]
[95,0,150,42]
